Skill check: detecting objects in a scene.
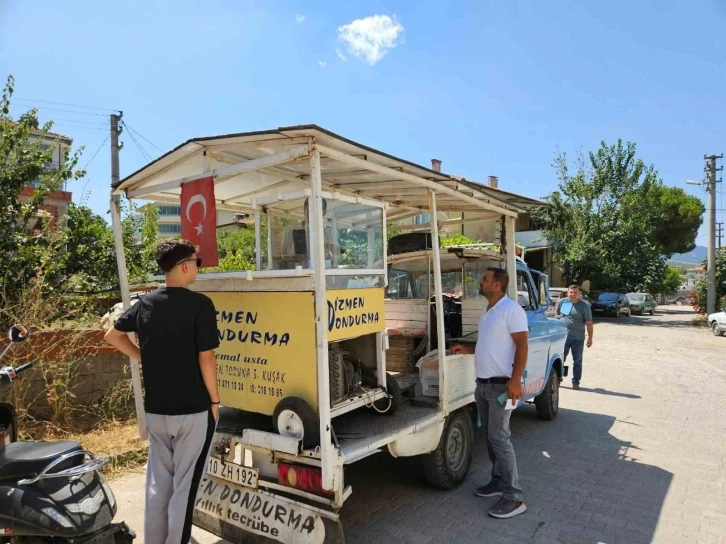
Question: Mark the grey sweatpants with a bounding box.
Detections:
[475,382,523,501]
[145,410,216,544]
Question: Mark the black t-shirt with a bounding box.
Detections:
[114,287,220,415]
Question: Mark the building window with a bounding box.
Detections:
[414,213,431,225]
[158,205,181,216]
[159,223,181,234]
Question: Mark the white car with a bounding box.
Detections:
[707,310,726,337]
[546,288,590,317]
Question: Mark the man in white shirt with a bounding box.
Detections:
[451,267,528,519]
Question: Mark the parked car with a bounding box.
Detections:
[707,310,726,336]
[548,288,590,305]
[626,293,657,315]
[546,287,590,317]
[591,292,631,317]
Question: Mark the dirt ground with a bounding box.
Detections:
[112,305,726,544]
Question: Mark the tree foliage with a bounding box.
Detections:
[692,248,726,314]
[661,266,683,297]
[530,139,704,293]
[0,75,159,326]
[0,75,84,311]
[648,186,704,256]
[207,225,259,272]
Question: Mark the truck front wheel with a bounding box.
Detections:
[422,410,474,490]
[534,370,559,420]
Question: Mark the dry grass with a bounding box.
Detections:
[68,419,148,480]
[25,418,148,480]
[692,315,708,327]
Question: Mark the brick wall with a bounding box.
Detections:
[0,330,133,416]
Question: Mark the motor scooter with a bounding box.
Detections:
[0,324,135,542]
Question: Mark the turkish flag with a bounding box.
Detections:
[180,176,219,267]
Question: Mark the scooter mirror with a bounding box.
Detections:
[9,324,29,343]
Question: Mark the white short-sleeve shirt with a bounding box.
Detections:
[475,295,529,379]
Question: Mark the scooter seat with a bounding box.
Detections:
[0,441,83,481]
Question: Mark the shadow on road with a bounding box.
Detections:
[340,407,672,544]
[595,314,701,329]
[593,306,703,331]
[567,386,642,399]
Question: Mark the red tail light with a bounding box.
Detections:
[277,463,332,496]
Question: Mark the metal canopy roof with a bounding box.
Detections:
[114,124,545,219]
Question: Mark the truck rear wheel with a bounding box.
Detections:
[422,410,474,490]
[534,369,559,420]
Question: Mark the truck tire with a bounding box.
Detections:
[272,397,320,449]
[373,373,401,415]
[422,410,474,490]
[534,370,559,420]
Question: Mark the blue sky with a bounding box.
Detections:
[2,0,725,247]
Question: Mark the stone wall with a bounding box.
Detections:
[0,330,133,416]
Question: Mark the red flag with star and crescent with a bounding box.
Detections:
[180,176,219,268]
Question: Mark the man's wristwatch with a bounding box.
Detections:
[211,401,220,405]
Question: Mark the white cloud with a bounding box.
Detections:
[337,14,404,66]
[318,60,327,68]
[336,48,347,62]
[296,14,305,23]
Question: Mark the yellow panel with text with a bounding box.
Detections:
[205,291,317,415]
[326,288,385,342]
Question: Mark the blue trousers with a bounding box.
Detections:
[564,336,585,384]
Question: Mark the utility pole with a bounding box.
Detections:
[717,222,724,249]
[704,154,723,315]
[110,112,124,186]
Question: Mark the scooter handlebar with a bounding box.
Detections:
[0,362,33,385]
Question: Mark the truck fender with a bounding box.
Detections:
[547,354,564,381]
[388,419,445,458]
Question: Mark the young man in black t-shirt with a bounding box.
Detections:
[105,238,220,544]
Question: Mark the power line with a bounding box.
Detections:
[12,97,116,112]
[122,122,164,153]
[124,125,152,163]
[15,104,109,117]
[78,134,112,202]
[38,117,108,126]
[81,134,111,170]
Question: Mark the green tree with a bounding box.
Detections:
[661,266,684,297]
[693,248,726,314]
[0,75,84,315]
[201,223,264,272]
[57,203,118,292]
[122,202,160,282]
[648,186,704,256]
[1,76,160,326]
[530,140,703,292]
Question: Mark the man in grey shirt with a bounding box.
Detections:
[556,285,593,390]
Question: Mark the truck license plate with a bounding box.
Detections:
[206,456,258,489]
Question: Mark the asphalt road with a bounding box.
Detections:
[113,305,726,544]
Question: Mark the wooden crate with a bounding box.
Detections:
[386,336,426,373]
